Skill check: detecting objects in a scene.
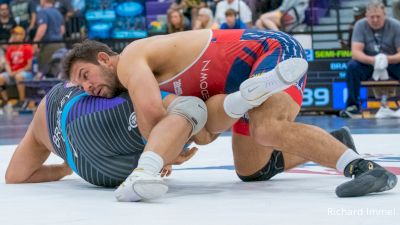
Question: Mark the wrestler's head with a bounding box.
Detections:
[63,40,120,98]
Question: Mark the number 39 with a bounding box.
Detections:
[303,88,330,106]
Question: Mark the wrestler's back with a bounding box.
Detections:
[122,29,211,82]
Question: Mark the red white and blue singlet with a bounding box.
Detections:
[159,29,307,135]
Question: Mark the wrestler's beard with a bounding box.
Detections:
[100,66,119,98]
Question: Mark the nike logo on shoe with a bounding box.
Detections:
[247,86,259,93]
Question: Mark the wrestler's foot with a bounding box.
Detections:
[114,168,168,202]
[336,159,397,197]
[329,126,358,154]
[240,58,308,106]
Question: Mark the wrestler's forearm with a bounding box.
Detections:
[23,164,72,183]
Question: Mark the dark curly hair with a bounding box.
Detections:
[62,39,118,79]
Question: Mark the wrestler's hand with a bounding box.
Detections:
[160,165,172,177]
[62,162,73,176]
[173,147,198,165]
[160,147,198,177]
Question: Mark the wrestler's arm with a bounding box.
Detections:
[118,55,166,139]
[5,99,72,184]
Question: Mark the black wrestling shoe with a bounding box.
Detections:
[329,126,358,153]
[336,159,397,197]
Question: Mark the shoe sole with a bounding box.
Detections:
[335,168,397,197]
[240,58,308,104]
[133,179,169,200]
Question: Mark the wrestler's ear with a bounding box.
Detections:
[97,52,111,66]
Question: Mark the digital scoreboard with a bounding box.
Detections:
[302,49,367,111]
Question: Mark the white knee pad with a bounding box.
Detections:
[167,96,207,136]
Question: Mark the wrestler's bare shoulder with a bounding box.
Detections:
[121,29,211,59]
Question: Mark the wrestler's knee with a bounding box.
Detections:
[167,96,208,136]
[236,150,285,182]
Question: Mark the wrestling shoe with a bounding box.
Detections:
[114,168,168,202]
[336,159,397,197]
[329,126,358,154]
[239,58,308,106]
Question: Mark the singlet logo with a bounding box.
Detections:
[173,79,183,95]
[200,60,211,99]
[128,112,138,131]
[53,90,73,149]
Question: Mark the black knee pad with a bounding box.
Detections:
[237,150,285,182]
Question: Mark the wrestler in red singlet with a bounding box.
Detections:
[159,29,307,135]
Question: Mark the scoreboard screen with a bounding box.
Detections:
[302,49,367,111]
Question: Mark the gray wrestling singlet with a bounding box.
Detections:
[46,83,145,187]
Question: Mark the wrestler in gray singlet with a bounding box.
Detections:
[46,83,150,187]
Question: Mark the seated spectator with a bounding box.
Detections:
[255,0,309,31]
[0,26,34,109]
[170,0,206,27]
[341,0,400,117]
[245,0,283,23]
[193,7,219,29]
[220,9,246,29]
[167,8,191,33]
[215,0,252,27]
[0,3,16,44]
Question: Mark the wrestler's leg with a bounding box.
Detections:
[248,92,346,168]
[115,95,207,202]
[247,92,397,197]
[233,132,307,180]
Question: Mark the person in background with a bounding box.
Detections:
[340,4,366,49]
[255,0,308,31]
[9,0,37,40]
[341,0,400,118]
[220,8,246,29]
[0,3,16,44]
[0,26,33,109]
[193,7,219,29]
[393,0,400,20]
[167,8,191,33]
[215,0,252,27]
[170,0,207,27]
[33,0,65,77]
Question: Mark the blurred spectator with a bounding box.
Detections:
[255,0,309,31]
[167,8,191,33]
[9,0,37,40]
[53,0,76,39]
[54,0,73,19]
[393,0,400,20]
[341,0,400,117]
[0,26,33,109]
[68,0,86,39]
[340,4,366,49]
[244,0,283,23]
[0,3,16,44]
[193,7,219,29]
[170,0,207,26]
[33,0,65,76]
[215,0,252,27]
[220,8,246,29]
